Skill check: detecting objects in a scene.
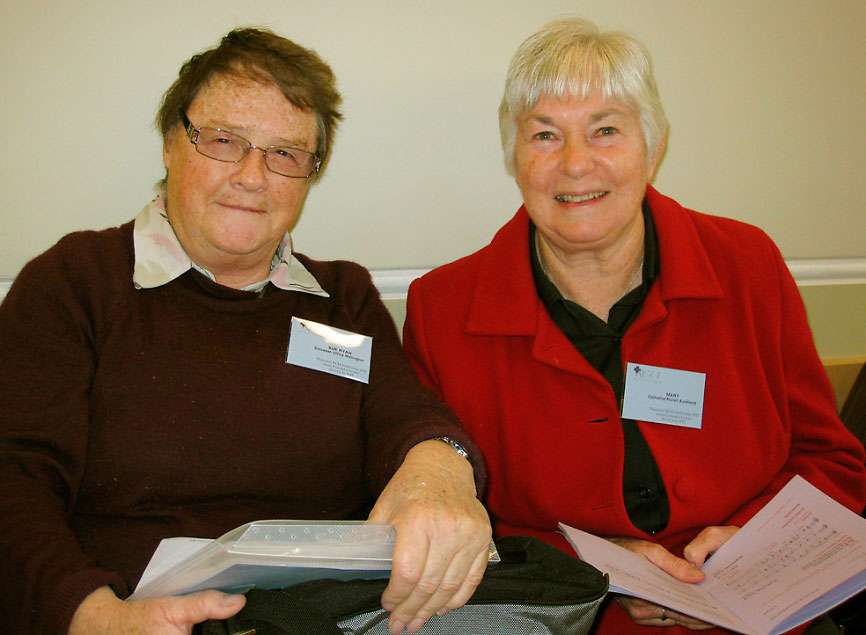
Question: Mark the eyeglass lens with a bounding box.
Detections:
[194,127,317,177]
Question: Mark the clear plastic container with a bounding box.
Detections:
[130,520,500,600]
[130,521,397,600]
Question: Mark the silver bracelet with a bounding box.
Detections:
[432,436,471,462]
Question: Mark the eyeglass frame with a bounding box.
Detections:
[180,112,321,179]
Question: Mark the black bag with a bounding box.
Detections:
[193,535,608,635]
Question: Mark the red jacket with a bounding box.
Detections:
[404,187,865,634]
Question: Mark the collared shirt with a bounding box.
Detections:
[132,197,329,297]
[530,200,671,534]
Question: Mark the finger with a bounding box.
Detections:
[620,539,705,584]
[436,544,489,614]
[672,617,717,630]
[614,595,665,623]
[683,526,738,569]
[381,527,430,611]
[382,530,434,633]
[387,545,450,634]
[165,590,246,624]
[664,607,716,629]
[404,542,488,632]
[616,596,714,630]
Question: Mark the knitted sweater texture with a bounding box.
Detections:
[0,220,479,634]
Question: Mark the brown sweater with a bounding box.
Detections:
[0,219,484,634]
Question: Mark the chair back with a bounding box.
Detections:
[840,362,866,449]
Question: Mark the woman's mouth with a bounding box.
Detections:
[219,202,266,213]
[555,191,607,203]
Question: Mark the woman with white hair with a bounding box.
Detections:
[403,17,865,633]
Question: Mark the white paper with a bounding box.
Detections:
[701,476,866,634]
[136,538,211,589]
[560,475,866,635]
[560,525,750,633]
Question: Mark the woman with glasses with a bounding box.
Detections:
[402,17,866,633]
[0,29,490,635]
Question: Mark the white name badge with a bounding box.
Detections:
[286,317,372,384]
[621,363,706,429]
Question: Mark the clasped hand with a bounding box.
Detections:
[609,525,738,630]
[368,439,492,634]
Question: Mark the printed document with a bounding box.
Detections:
[560,475,866,635]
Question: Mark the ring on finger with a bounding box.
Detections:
[660,608,667,621]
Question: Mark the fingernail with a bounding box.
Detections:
[389,620,405,634]
[408,618,425,632]
[437,608,449,616]
[220,593,244,607]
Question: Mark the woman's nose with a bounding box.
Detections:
[560,137,594,177]
[232,148,269,189]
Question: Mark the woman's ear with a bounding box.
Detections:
[647,136,667,181]
[162,133,174,171]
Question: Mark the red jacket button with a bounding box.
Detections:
[675,478,696,501]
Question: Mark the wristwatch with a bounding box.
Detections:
[432,436,471,462]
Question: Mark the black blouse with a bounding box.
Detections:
[529,200,670,534]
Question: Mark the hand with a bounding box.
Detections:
[609,529,737,631]
[368,440,492,634]
[682,525,739,569]
[609,535,712,629]
[613,596,716,630]
[68,585,246,634]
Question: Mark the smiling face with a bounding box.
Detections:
[514,92,663,259]
[162,74,318,284]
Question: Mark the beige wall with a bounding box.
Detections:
[2,1,863,385]
[2,0,865,277]
[799,285,866,361]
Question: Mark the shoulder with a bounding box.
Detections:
[649,187,776,250]
[692,210,777,258]
[413,249,486,295]
[407,208,534,334]
[649,187,785,279]
[2,220,135,342]
[293,252,372,289]
[292,252,379,308]
[405,249,491,336]
[412,207,529,297]
[11,221,134,298]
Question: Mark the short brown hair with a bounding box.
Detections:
[157,28,343,178]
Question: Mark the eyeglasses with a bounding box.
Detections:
[181,113,320,178]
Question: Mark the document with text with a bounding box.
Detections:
[560,475,866,635]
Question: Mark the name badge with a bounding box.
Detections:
[286,317,372,384]
[621,362,705,429]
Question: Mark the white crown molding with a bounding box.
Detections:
[369,268,432,300]
[784,258,866,287]
[370,258,866,297]
[1,258,864,304]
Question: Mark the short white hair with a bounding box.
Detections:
[499,17,668,174]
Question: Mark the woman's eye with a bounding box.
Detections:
[534,131,555,140]
[596,126,617,136]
